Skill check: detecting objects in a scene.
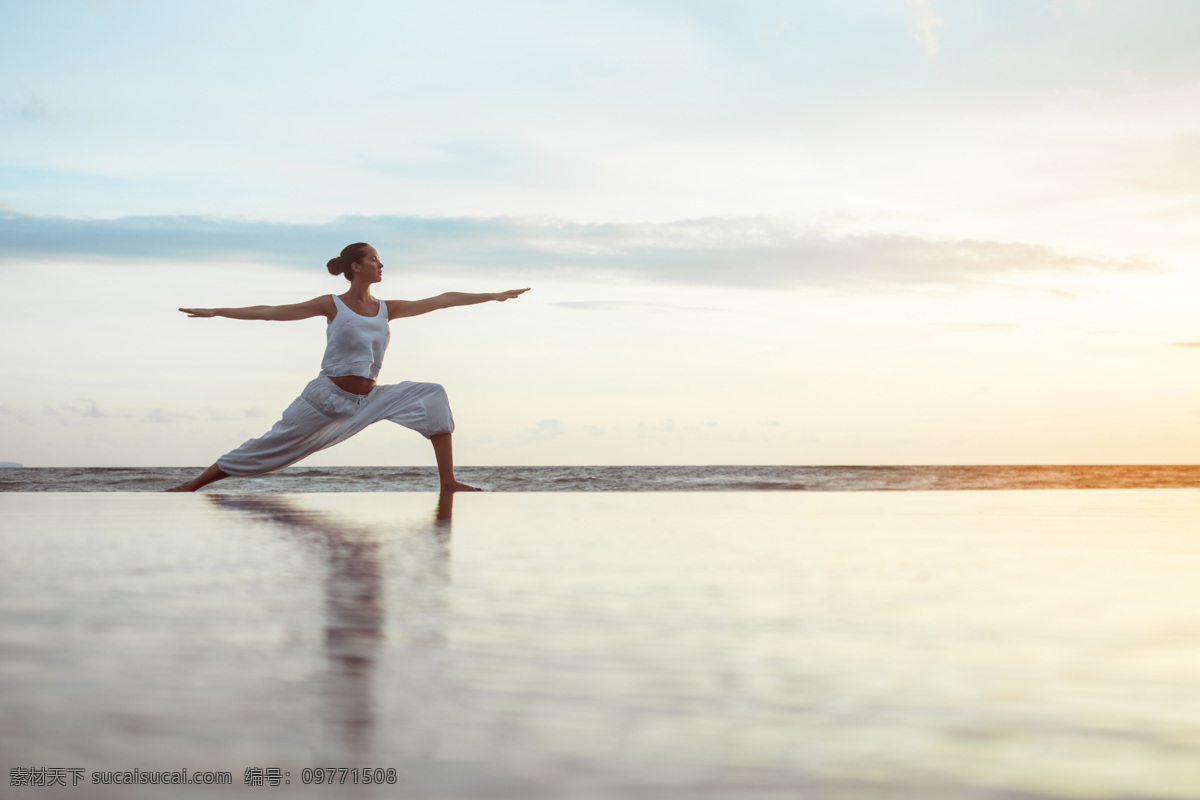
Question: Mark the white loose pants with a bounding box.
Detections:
[216,377,455,477]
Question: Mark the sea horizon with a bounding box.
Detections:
[3,464,1199,493]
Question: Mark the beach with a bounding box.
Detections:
[3,489,1200,799]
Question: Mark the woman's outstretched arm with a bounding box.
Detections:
[387,288,530,320]
[179,295,335,322]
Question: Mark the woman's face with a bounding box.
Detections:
[354,247,384,283]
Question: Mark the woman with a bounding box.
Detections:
[167,242,528,492]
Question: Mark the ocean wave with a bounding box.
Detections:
[2,465,1199,492]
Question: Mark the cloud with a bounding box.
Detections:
[2,92,48,122]
[1173,342,1200,348]
[144,409,190,424]
[906,0,945,57]
[552,301,725,313]
[43,398,129,421]
[20,95,48,122]
[637,420,675,438]
[520,419,566,440]
[59,399,104,418]
[942,322,1019,329]
[0,210,1156,289]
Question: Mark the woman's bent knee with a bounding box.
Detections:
[423,386,455,437]
[401,382,455,438]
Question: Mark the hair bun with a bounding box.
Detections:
[329,243,372,281]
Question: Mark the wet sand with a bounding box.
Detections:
[3,490,1200,799]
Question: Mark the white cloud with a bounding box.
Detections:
[906,0,945,57]
[552,301,724,313]
[520,419,566,441]
[637,420,676,439]
[55,399,107,419]
[0,211,1157,289]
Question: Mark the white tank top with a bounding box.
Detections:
[318,294,391,381]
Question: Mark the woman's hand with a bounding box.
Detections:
[179,307,216,318]
[494,288,530,302]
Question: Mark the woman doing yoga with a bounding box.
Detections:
[167,242,528,492]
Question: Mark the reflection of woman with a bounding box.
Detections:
[208,491,454,756]
[168,242,528,492]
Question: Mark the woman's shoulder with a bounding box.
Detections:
[308,294,338,321]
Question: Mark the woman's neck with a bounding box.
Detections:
[342,283,375,304]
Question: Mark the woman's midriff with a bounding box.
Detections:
[328,376,377,395]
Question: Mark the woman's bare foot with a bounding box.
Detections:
[431,433,481,492]
[164,464,229,493]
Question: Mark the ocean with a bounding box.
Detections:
[1,464,1199,492]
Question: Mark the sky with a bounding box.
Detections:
[1,0,1199,467]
